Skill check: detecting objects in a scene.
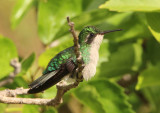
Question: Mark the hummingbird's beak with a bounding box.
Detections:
[99,29,122,35]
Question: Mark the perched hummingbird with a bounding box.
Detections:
[28,26,121,94]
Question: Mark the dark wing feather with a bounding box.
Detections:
[28,59,77,94]
[28,64,69,94]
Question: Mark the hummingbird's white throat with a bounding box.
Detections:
[82,34,104,80]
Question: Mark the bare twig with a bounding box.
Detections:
[67,17,84,81]
[0,16,84,106]
[0,58,21,87]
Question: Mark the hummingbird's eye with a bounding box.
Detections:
[90,33,94,37]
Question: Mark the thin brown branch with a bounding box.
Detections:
[0,58,21,87]
[0,16,84,106]
[67,17,84,81]
[0,82,78,106]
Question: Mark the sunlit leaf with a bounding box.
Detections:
[41,86,57,99]
[11,0,35,28]
[23,105,39,113]
[0,35,18,79]
[74,79,135,113]
[136,63,160,90]
[146,12,160,43]
[0,103,7,113]
[38,0,82,44]
[100,0,160,12]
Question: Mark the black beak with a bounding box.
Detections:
[99,29,122,35]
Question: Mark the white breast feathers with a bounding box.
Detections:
[82,35,104,81]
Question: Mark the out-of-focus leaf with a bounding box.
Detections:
[18,53,35,76]
[143,86,160,113]
[99,42,143,78]
[38,37,73,68]
[100,0,160,12]
[0,35,18,79]
[102,13,151,42]
[44,107,57,113]
[74,79,135,113]
[38,0,82,44]
[0,103,7,113]
[42,86,57,99]
[11,0,35,29]
[146,37,160,65]
[146,12,160,43]
[11,77,28,88]
[136,63,160,90]
[23,105,39,113]
[54,9,117,39]
[82,0,106,11]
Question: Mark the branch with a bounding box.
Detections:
[0,16,84,106]
[0,58,21,87]
[67,17,84,81]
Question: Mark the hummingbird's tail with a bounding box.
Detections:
[28,68,69,94]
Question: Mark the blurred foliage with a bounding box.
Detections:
[0,0,160,113]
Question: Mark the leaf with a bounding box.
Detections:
[143,86,160,113]
[0,35,18,79]
[18,53,35,76]
[99,42,143,78]
[146,12,160,43]
[82,0,106,11]
[44,107,57,113]
[0,103,7,113]
[38,37,73,68]
[102,12,151,42]
[54,9,117,40]
[11,0,35,29]
[146,37,160,65]
[38,0,82,44]
[41,86,57,99]
[100,0,160,12]
[74,79,135,113]
[136,63,160,90]
[23,105,39,113]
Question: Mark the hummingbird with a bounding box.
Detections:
[28,26,122,94]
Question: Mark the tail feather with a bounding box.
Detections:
[28,68,69,94]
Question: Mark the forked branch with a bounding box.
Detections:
[0,16,83,106]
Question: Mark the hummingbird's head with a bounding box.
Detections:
[78,26,122,44]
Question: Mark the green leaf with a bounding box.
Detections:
[101,12,151,42]
[38,0,82,44]
[74,79,135,113]
[38,37,73,68]
[0,103,7,113]
[44,107,57,113]
[99,42,143,78]
[136,63,160,90]
[54,9,117,40]
[143,87,160,113]
[11,0,35,29]
[100,0,160,12]
[23,105,39,113]
[41,85,57,99]
[0,35,18,79]
[146,37,160,65]
[18,53,35,76]
[146,12,160,43]
[82,0,106,11]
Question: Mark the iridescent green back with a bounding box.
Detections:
[43,44,90,75]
